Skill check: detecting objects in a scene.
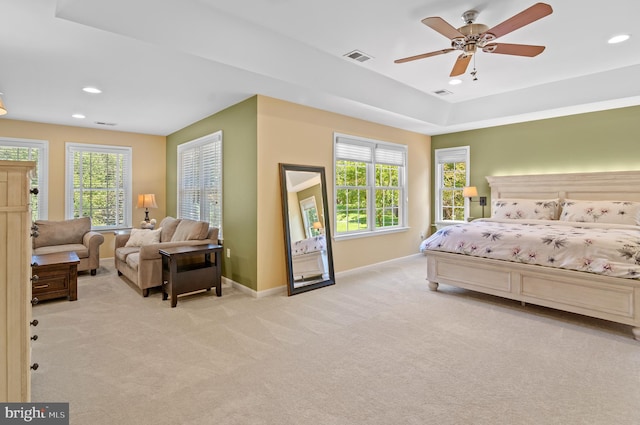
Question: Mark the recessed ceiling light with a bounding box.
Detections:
[449,79,463,85]
[72,113,86,119]
[608,34,630,44]
[82,86,102,94]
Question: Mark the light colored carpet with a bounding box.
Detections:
[30,256,640,425]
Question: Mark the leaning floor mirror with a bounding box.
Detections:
[279,163,335,296]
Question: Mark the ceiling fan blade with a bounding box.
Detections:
[421,17,465,40]
[483,43,545,57]
[450,54,472,77]
[394,48,455,64]
[482,3,552,40]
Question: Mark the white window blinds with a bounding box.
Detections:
[177,131,223,235]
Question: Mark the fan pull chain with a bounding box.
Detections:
[471,54,478,81]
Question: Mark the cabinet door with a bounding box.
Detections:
[0,160,35,402]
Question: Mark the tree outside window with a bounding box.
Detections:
[334,134,407,236]
[66,143,132,230]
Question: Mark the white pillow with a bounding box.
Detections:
[125,228,162,247]
[560,200,640,225]
[491,198,559,220]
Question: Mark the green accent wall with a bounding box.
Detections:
[166,97,258,290]
[431,105,640,221]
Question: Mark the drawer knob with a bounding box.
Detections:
[30,319,39,327]
[31,275,39,282]
[30,363,39,371]
[31,335,38,341]
[31,297,39,306]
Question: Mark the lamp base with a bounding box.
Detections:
[144,209,150,222]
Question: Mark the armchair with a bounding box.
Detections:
[32,216,105,275]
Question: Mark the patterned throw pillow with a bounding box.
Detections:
[559,199,640,225]
[491,198,560,220]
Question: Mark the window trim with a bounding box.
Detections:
[434,146,471,224]
[176,130,223,238]
[333,133,408,240]
[0,137,49,219]
[65,142,133,230]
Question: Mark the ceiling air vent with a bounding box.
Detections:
[433,89,453,96]
[344,50,373,63]
[94,121,117,126]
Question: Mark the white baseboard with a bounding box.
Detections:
[223,277,286,298]
[224,254,422,297]
[335,253,423,278]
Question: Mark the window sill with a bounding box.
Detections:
[334,226,409,241]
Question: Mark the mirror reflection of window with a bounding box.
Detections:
[299,196,319,238]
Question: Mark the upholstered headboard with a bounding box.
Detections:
[486,170,640,203]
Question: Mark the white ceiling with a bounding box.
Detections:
[1,0,639,136]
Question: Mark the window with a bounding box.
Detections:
[0,137,49,220]
[177,131,222,235]
[334,133,407,237]
[299,196,320,238]
[65,143,132,230]
[434,146,470,223]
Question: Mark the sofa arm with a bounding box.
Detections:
[83,231,105,250]
[139,239,218,260]
[114,233,131,249]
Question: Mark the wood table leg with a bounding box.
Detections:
[69,264,78,301]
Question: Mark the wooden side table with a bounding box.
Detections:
[159,244,223,308]
[31,252,80,302]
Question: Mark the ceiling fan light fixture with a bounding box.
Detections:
[608,34,630,44]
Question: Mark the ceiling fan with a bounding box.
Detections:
[395,2,553,77]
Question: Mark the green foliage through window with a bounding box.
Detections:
[335,135,406,235]
[67,144,131,229]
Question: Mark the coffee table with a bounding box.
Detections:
[159,244,223,307]
[31,252,80,302]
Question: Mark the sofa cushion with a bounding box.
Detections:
[171,219,209,241]
[159,217,181,242]
[125,228,162,247]
[125,252,140,271]
[33,217,91,249]
[115,246,139,262]
[33,243,89,258]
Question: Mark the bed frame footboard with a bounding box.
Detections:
[425,251,640,340]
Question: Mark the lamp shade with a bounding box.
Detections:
[312,221,323,230]
[137,194,158,209]
[462,186,478,197]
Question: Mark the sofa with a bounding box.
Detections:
[32,217,105,275]
[114,216,220,297]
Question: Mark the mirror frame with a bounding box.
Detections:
[279,163,336,296]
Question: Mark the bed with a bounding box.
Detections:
[291,235,329,284]
[421,170,640,340]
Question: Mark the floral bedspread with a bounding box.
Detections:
[292,235,326,256]
[420,219,640,279]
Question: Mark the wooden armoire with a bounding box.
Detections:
[0,160,36,401]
